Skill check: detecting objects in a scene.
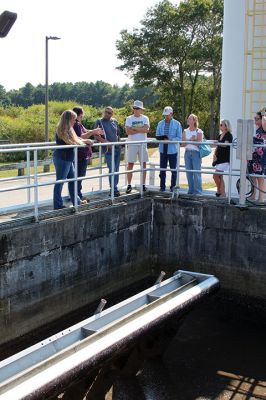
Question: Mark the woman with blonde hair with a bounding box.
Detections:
[212,119,233,198]
[53,110,102,209]
[182,114,203,195]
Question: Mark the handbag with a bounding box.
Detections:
[199,139,212,158]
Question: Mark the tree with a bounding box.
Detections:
[33,84,45,104]
[2,79,160,109]
[0,84,10,106]
[0,85,6,101]
[116,0,223,128]
[21,82,35,107]
[201,0,223,138]
[9,88,24,106]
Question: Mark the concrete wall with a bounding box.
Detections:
[1,196,266,346]
[153,197,266,301]
[0,198,153,345]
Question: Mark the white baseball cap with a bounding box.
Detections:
[163,106,173,116]
[133,100,145,109]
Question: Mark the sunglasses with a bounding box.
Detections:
[105,110,112,115]
[254,117,261,120]
[133,107,141,110]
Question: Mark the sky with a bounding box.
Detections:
[0,0,180,91]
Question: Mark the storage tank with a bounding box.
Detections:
[221,0,266,127]
[220,0,266,195]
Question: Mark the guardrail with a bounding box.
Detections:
[0,149,126,176]
[0,159,54,176]
[0,138,265,222]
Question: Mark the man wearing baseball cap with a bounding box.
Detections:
[125,100,150,193]
[156,106,182,192]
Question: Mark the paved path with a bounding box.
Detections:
[149,146,214,186]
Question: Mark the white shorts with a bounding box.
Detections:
[216,162,229,172]
[127,143,149,163]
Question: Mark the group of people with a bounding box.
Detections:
[53,106,122,209]
[52,100,266,209]
[156,109,233,197]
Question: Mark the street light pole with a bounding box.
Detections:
[44,35,60,171]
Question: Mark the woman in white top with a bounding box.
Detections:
[182,114,203,195]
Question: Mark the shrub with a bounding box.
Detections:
[0,101,180,161]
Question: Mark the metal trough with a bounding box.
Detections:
[0,270,219,399]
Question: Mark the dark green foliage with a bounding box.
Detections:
[0,81,158,109]
[0,101,164,162]
[0,0,224,161]
[116,0,223,138]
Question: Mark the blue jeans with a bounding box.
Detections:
[159,152,177,190]
[77,159,88,199]
[53,151,80,209]
[184,150,202,194]
[105,147,121,192]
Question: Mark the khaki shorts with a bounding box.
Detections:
[127,143,149,163]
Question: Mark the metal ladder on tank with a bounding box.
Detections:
[243,0,266,118]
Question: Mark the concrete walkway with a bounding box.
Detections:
[149,146,215,186]
[0,147,216,214]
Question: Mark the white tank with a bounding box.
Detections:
[221,0,266,195]
[221,0,266,127]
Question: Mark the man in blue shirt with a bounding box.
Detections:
[156,106,182,192]
[95,107,121,196]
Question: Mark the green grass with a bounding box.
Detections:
[179,182,216,190]
[202,182,216,190]
[0,158,105,179]
[148,148,157,157]
[0,164,55,179]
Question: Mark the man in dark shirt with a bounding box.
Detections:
[95,107,121,196]
[73,107,102,201]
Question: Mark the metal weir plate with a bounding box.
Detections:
[0,270,219,400]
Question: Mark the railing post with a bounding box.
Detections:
[33,150,39,222]
[140,142,144,197]
[228,143,233,204]
[239,123,247,206]
[74,147,78,209]
[26,147,31,204]
[99,146,103,191]
[237,119,253,206]
[111,144,115,202]
[124,142,128,187]
[176,141,180,188]
[149,162,155,186]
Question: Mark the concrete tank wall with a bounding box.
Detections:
[0,199,153,345]
[153,197,266,301]
[1,196,266,346]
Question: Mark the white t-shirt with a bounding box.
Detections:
[125,115,150,141]
[184,128,203,151]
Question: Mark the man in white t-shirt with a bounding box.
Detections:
[125,100,150,193]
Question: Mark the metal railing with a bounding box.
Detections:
[0,138,265,222]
